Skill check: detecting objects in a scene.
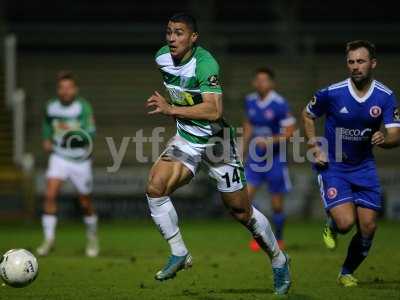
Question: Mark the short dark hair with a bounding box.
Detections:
[346,40,376,59]
[255,67,275,80]
[169,13,198,33]
[57,70,77,84]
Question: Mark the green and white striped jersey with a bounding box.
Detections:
[155,45,231,145]
[43,97,95,160]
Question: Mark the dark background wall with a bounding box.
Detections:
[1,0,399,219]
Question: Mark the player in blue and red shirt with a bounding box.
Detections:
[303,40,400,287]
[242,68,296,251]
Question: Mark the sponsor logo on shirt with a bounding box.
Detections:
[53,120,80,136]
[369,105,382,118]
[338,127,372,141]
[167,88,195,106]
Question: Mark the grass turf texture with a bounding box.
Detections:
[1,220,400,300]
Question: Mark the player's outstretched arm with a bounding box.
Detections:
[42,107,53,153]
[371,127,400,149]
[377,97,400,148]
[302,108,318,145]
[43,140,53,153]
[302,108,328,166]
[147,91,223,121]
[82,101,96,140]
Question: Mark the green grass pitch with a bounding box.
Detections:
[1,219,400,299]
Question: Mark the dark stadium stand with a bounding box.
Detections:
[2,0,399,185]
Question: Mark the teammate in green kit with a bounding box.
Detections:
[37,71,99,257]
[145,13,291,295]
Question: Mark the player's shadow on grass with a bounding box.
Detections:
[286,243,321,252]
[360,279,400,290]
[218,288,314,299]
[219,288,272,294]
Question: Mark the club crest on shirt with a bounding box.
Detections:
[369,106,382,118]
[327,187,337,199]
[394,107,400,121]
[264,109,275,120]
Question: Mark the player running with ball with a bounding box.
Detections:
[303,40,400,287]
[145,13,291,295]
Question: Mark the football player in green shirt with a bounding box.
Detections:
[145,13,291,295]
[37,71,99,257]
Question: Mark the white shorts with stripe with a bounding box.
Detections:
[160,134,246,193]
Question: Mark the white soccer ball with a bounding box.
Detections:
[0,249,38,287]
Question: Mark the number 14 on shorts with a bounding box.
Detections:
[221,168,241,188]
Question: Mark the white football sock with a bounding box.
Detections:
[83,215,98,239]
[42,214,57,241]
[246,207,286,268]
[147,195,188,256]
[167,231,188,256]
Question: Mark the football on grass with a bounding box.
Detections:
[0,249,38,288]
